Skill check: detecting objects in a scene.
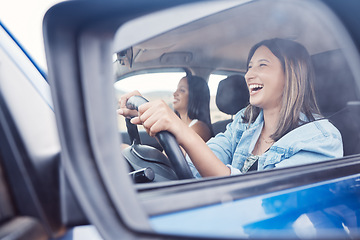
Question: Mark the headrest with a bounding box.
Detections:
[216,75,249,115]
[312,50,358,115]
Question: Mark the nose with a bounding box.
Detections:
[173,90,178,97]
[244,68,255,82]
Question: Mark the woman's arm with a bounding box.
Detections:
[179,125,230,177]
[119,94,230,177]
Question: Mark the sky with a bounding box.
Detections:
[0,0,65,71]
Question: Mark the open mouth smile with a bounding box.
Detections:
[248,84,264,94]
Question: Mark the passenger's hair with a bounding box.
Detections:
[176,75,214,137]
[242,38,321,141]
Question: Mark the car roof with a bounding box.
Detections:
[113,0,342,78]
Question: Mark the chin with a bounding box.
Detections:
[249,99,259,107]
[250,97,265,108]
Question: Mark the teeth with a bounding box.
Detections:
[249,84,264,90]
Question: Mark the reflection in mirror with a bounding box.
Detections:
[113,0,360,183]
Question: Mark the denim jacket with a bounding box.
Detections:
[188,109,343,178]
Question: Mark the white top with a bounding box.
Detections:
[188,119,198,127]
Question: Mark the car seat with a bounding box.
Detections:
[312,50,360,156]
[212,75,249,135]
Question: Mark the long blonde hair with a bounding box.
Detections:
[242,38,321,141]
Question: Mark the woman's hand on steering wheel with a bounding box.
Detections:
[137,100,186,139]
[117,90,142,118]
[118,91,188,145]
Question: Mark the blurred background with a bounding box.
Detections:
[0,0,66,71]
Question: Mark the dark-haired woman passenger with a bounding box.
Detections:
[118,38,343,178]
[173,75,213,142]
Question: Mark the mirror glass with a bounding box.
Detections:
[113,0,360,182]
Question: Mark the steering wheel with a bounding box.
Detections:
[126,95,194,180]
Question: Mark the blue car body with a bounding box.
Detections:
[151,174,360,238]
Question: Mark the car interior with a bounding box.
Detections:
[114,0,360,182]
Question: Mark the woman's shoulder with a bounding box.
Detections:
[190,119,212,142]
[272,118,343,165]
[304,119,341,139]
[279,118,342,145]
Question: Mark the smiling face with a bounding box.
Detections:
[173,77,189,114]
[245,45,285,111]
